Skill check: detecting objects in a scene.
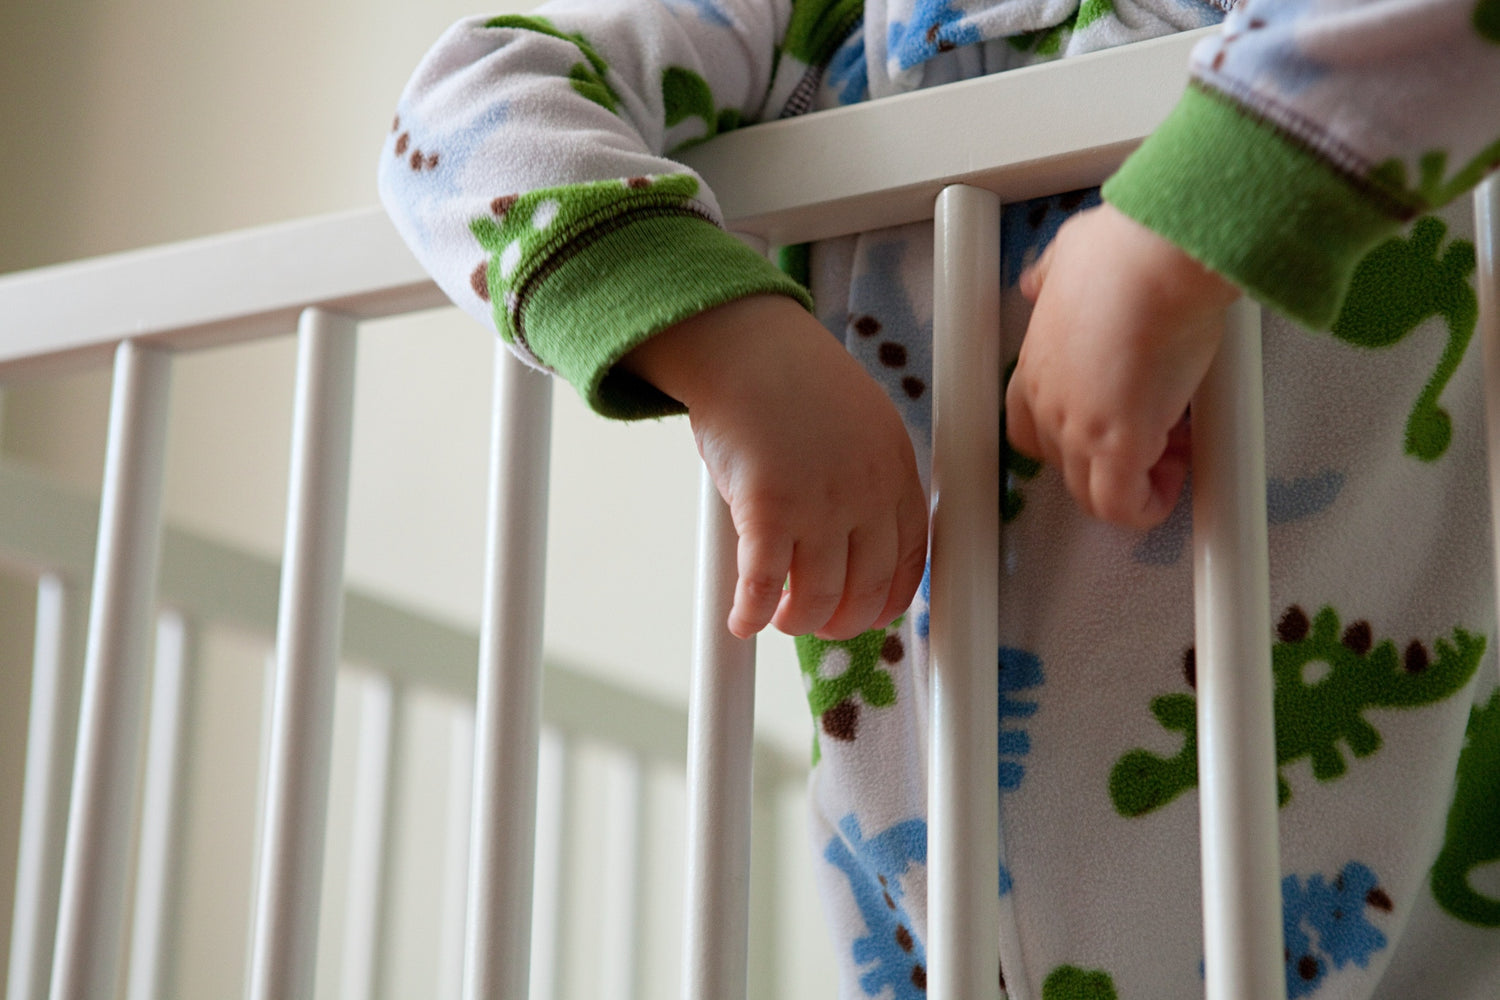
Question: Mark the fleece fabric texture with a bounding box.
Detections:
[380,0,1500,996]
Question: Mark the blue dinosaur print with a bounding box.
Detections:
[915,561,931,640]
[1210,0,1331,94]
[827,30,869,104]
[997,646,1042,896]
[1132,470,1345,565]
[1001,189,1102,287]
[384,102,513,247]
[664,0,734,26]
[1282,861,1391,998]
[846,239,934,440]
[888,0,982,70]
[826,815,930,998]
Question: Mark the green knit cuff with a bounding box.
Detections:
[1103,82,1407,329]
[523,214,813,420]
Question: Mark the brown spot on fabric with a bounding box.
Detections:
[1342,620,1373,655]
[882,634,905,663]
[392,115,401,132]
[879,342,908,368]
[626,176,652,189]
[1278,606,1310,644]
[1182,646,1197,688]
[1404,640,1430,674]
[395,132,410,156]
[1298,956,1320,981]
[1213,50,1227,71]
[884,891,896,910]
[470,261,490,301]
[902,376,926,399]
[937,38,955,52]
[895,925,914,952]
[822,699,860,741]
[425,152,440,170]
[410,149,426,170]
[926,24,941,42]
[911,965,927,990]
[491,194,519,217]
[1248,17,1266,28]
[1367,887,1394,912]
[854,315,881,337]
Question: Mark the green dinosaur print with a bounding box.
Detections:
[1475,0,1500,43]
[1042,965,1118,1000]
[662,66,745,152]
[485,15,621,112]
[1006,11,1077,56]
[1111,606,1485,817]
[782,0,864,65]
[469,174,702,353]
[796,620,903,764]
[1075,0,1116,31]
[1431,687,1500,926]
[1330,216,1478,461]
[1370,139,1500,222]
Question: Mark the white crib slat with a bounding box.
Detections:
[48,340,172,1000]
[1191,298,1285,1000]
[598,753,645,1000]
[462,349,553,1000]
[438,707,476,1000]
[682,469,757,1000]
[1477,179,1500,641]
[8,576,79,1000]
[247,307,359,1000]
[125,611,196,1000]
[529,730,570,1000]
[341,675,398,1000]
[928,185,1003,1000]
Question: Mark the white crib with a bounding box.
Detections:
[0,24,1496,1000]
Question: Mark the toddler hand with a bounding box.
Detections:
[1006,204,1239,528]
[623,295,928,640]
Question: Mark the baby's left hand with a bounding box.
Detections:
[1006,203,1240,529]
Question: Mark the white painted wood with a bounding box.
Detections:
[1477,180,1500,646]
[680,29,1205,245]
[0,209,443,380]
[49,341,172,1000]
[247,308,360,1000]
[928,185,1003,1000]
[1191,298,1285,1000]
[528,731,570,1000]
[340,676,398,1000]
[125,611,196,1000]
[598,754,645,1000]
[7,576,78,1000]
[681,469,757,1000]
[437,708,476,1000]
[0,27,1204,382]
[461,350,553,1000]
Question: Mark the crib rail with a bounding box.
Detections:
[1,20,1494,1000]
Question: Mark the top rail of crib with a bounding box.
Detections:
[0,28,1205,380]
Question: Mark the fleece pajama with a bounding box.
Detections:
[380,0,1500,995]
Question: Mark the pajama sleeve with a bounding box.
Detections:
[1103,0,1500,329]
[378,1,817,419]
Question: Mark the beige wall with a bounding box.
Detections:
[0,0,830,996]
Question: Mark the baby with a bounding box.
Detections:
[382,0,1500,993]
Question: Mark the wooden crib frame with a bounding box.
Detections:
[1,24,1496,1000]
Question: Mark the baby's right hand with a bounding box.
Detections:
[622,295,928,641]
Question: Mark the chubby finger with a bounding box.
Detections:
[772,536,849,637]
[1004,376,1044,463]
[1018,241,1055,301]
[729,531,793,639]
[816,523,897,641]
[875,499,929,630]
